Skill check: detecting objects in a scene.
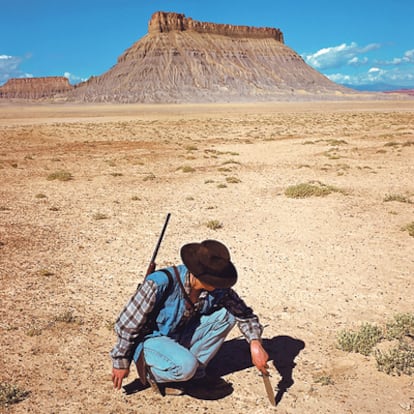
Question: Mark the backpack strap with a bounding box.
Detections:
[172,265,195,311]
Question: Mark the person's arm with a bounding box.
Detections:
[110,280,157,389]
[221,289,269,373]
[250,339,270,375]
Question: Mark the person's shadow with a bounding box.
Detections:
[123,335,305,405]
[207,335,305,405]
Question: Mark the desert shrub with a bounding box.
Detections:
[47,170,73,181]
[402,222,414,237]
[225,176,241,184]
[46,170,68,181]
[53,310,83,325]
[336,323,383,356]
[180,165,196,173]
[383,194,412,203]
[205,220,223,230]
[385,313,414,340]
[0,382,29,407]
[35,193,47,199]
[375,343,414,376]
[285,182,344,198]
[313,374,334,385]
[143,173,156,181]
[325,139,348,146]
[93,213,109,220]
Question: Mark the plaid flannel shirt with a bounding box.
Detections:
[111,272,263,369]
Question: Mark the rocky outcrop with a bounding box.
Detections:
[148,11,284,42]
[0,77,72,99]
[70,11,351,103]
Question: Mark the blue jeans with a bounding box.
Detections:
[134,308,236,383]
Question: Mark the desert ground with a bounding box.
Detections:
[0,100,413,414]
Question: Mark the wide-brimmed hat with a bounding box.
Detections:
[180,239,237,289]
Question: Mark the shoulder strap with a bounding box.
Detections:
[172,266,195,311]
[157,269,174,305]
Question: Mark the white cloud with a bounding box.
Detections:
[376,49,414,65]
[327,65,414,87]
[64,71,88,84]
[303,42,380,70]
[0,54,32,85]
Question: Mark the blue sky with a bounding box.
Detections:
[1,0,413,90]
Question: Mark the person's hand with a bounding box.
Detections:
[250,339,269,375]
[112,367,130,390]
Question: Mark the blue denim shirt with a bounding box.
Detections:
[111,264,263,369]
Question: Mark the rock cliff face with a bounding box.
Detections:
[70,11,351,103]
[0,77,72,99]
[148,11,284,42]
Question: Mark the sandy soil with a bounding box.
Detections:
[1,100,413,414]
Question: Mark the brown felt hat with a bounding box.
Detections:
[180,239,237,289]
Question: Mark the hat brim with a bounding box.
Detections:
[180,242,237,289]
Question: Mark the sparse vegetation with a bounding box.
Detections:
[402,222,414,237]
[384,313,414,340]
[314,374,334,386]
[205,220,223,230]
[337,323,383,356]
[325,139,348,146]
[93,213,109,220]
[53,310,83,325]
[375,343,414,376]
[285,182,345,198]
[338,314,414,376]
[383,194,412,204]
[0,382,29,407]
[47,170,73,181]
[179,165,196,173]
[143,173,156,181]
[225,176,241,184]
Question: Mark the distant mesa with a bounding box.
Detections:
[0,11,354,103]
[0,76,72,99]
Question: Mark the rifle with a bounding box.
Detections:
[136,212,171,387]
[144,213,171,277]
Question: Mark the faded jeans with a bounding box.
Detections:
[133,307,236,383]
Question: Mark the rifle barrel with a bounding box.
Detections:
[150,213,171,264]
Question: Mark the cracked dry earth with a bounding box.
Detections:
[1,100,413,414]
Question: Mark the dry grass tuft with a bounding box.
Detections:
[285,182,345,198]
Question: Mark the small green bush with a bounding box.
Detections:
[383,194,412,203]
[225,176,241,184]
[47,171,73,181]
[180,165,196,173]
[402,222,414,237]
[53,310,83,325]
[285,182,344,199]
[93,213,109,220]
[375,343,414,376]
[337,323,383,356]
[205,220,223,230]
[385,313,414,340]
